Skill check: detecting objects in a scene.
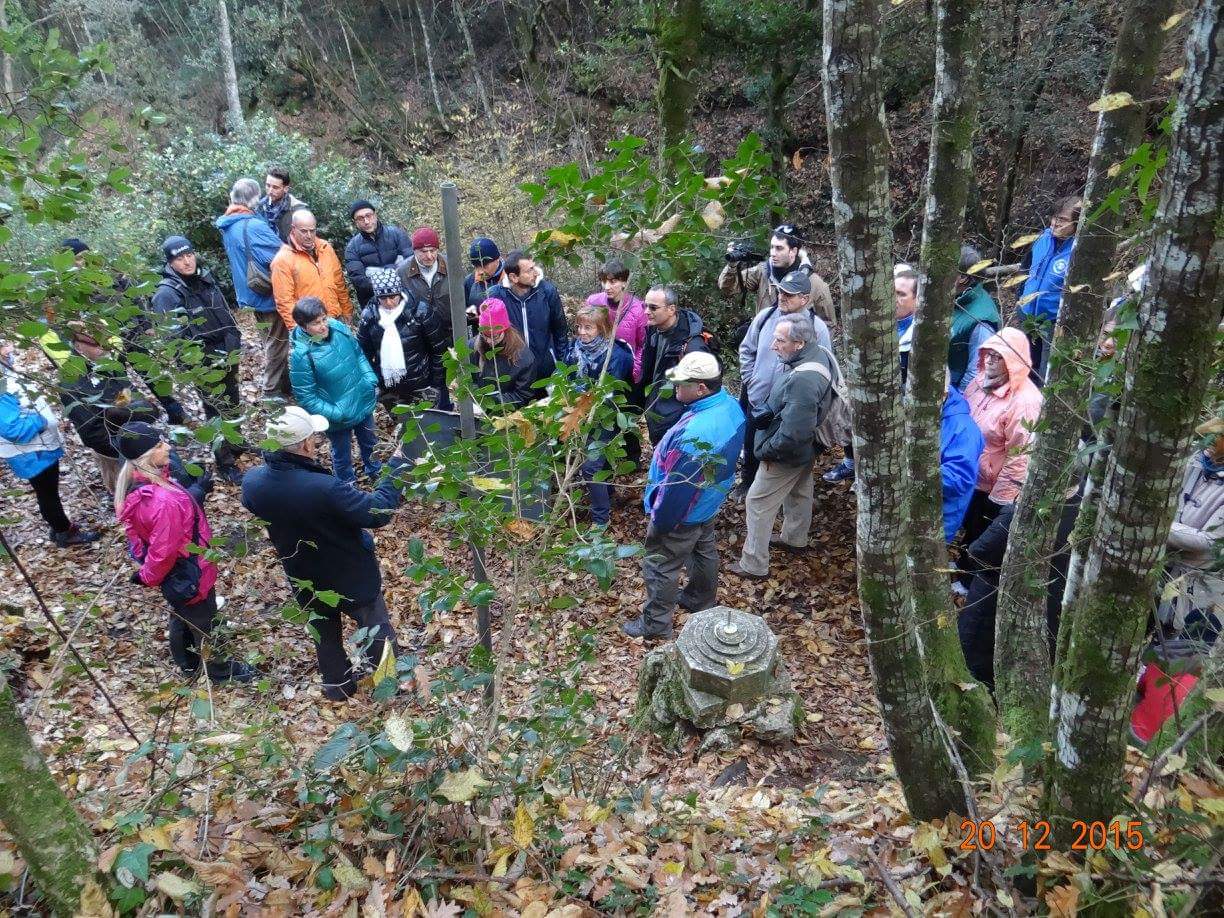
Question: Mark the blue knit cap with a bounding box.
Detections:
[469,237,500,266]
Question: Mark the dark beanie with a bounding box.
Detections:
[162,235,194,262]
[469,237,499,265]
[112,421,162,462]
[61,238,90,255]
[350,199,376,219]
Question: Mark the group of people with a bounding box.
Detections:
[1,181,1217,709]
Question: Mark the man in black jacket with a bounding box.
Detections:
[343,200,413,307]
[241,406,412,701]
[636,285,712,444]
[151,235,244,483]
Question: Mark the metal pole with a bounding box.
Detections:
[440,182,494,671]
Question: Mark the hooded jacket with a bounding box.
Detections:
[356,295,449,399]
[59,364,156,456]
[963,328,1044,504]
[345,222,413,305]
[399,254,453,327]
[486,274,568,383]
[940,387,985,541]
[289,319,378,429]
[120,476,218,605]
[949,283,1001,391]
[637,308,712,442]
[1019,228,1074,323]
[644,388,745,534]
[584,291,649,383]
[753,340,834,467]
[1158,453,1224,631]
[0,369,63,480]
[150,266,241,354]
[241,450,407,608]
[468,336,537,408]
[717,252,836,324]
[271,236,354,329]
[739,305,833,409]
[216,206,283,311]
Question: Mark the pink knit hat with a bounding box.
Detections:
[478,298,511,332]
[411,226,441,249]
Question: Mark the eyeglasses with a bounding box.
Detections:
[645,304,670,312]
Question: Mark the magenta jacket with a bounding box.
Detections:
[119,475,218,605]
[585,291,648,383]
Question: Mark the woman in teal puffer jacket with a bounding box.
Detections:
[288,297,381,482]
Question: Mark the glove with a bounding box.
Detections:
[129,569,144,585]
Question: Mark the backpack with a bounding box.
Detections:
[794,344,852,450]
[243,218,274,296]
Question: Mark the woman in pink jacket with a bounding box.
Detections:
[962,327,1045,545]
[113,422,255,683]
[585,258,647,383]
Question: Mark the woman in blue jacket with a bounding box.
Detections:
[1018,196,1080,381]
[566,305,634,526]
[288,298,381,483]
[0,344,98,546]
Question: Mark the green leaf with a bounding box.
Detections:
[312,723,358,771]
[114,842,156,883]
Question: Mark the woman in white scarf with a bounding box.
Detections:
[356,269,450,410]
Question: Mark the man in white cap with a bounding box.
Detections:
[624,352,746,639]
[240,407,411,700]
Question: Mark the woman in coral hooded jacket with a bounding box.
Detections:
[113,422,255,684]
[961,327,1044,544]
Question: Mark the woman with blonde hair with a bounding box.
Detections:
[470,298,537,408]
[112,422,255,683]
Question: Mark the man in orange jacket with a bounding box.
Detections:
[271,208,354,335]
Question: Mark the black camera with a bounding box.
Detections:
[725,239,766,264]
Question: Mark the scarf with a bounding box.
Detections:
[377,302,408,386]
[419,259,438,286]
[1200,451,1224,481]
[575,335,611,379]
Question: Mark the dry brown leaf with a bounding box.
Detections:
[1045,884,1080,917]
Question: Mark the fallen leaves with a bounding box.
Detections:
[436,767,491,803]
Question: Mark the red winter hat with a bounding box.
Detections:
[411,226,441,250]
[478,298,511,332]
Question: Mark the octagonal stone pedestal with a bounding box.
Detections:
[635,606,801,751]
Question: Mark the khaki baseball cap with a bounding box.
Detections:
[665,351,721,384]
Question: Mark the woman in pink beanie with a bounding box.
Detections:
[467,298,536,407]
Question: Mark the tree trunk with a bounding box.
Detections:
[1,0,13,98]
[414,0,445,119]
[0,673,100,915]
[822,0,966,821]
[907,0,995,773]
[655,0,702,156]
[1045,0,1223,825]
[453,0,506,160]
[994,0,1175,754]
[216,0,244,130]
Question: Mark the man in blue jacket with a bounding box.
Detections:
[241,407,412,701]
[939,382,985,542]
[624,352,746,639]
[216,177,293,398]
[486,250,568,385]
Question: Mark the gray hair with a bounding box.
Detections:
[291,209,316,228]
[895,268,921,294]
[777,314,816,345]
[230,177,262,208]
[646,284,678,308]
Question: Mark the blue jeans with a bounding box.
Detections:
[582,454,611,525]
[327,414,378,482]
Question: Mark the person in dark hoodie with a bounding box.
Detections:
[150,235,245,483]
[486,250,567,385]
[464,237,505,318]
[344,200,413,307]
[636,285,712,444]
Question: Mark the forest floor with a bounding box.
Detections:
[0,316,1217,916]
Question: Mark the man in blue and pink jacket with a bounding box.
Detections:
[624,352,746,639]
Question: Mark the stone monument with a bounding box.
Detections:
[635,606,800,751]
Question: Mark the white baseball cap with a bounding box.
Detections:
[665,351,721,384]
[267,406,329,446]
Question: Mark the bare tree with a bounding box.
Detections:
[907,0,995,772]
[414,0,445,119]
[217,0,244,129]
[1045,0,1222,824]
[994,0,1176,753]
[823,0,966,819]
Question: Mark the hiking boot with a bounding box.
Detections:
[207,661,259,684]
[770,538,805,553]
[621,617,673,641]
[822,458,855,483]
[51,523,100,548]
[727,560,768,580]
[217,465,244,486]
[322,682,358,702]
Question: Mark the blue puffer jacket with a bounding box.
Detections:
[486,277,568,383]
[1019,228,1075,323]
[940,387,985,542]
[289,319,378,429]
[644,388,746,534]
[0,387,64,480]
[216,209,283,311]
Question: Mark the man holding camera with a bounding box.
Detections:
[717,223,835,324]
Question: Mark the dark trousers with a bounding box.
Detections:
[27,461,71,533]
[739,388,765,491]
[124,339,186,424]
[198,361,243,469]
[641,519,719,633]
[167,589,223,675]
[582,452,611,524]
[312,593,399,697]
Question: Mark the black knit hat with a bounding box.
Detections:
[162,235,193,262]
[350,199,376,219]
[111,421,162,462]
[61,238,90,255]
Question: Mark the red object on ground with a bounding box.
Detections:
[1131,663,1199,743]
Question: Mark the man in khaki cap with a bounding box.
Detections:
[624,352,746,639]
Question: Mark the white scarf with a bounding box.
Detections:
[419,260,438,286]
[378,302,408,386]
